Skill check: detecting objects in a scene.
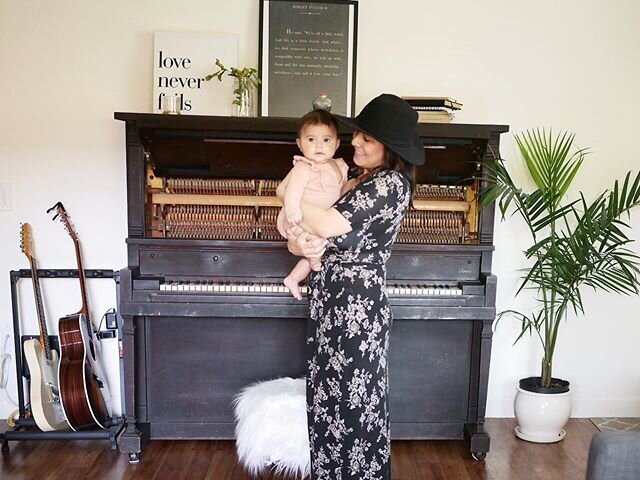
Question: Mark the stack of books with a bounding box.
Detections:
[401,96,462,123]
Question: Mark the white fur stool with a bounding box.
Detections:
[233,377,310,479]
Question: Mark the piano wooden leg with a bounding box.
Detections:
[464,315,494,460]
[464,421,489,460]
[118,421,149,464]
[116,312,149,462]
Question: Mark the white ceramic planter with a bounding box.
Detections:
[513,385,572,443]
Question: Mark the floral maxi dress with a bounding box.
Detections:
[306,170,411,480]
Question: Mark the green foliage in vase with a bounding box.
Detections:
[205,58,261,107]
[481,129,640,388]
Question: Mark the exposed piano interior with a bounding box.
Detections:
[114,112,508,461]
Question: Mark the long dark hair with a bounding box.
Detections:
[382,149,416,193]
[354,149,416,194]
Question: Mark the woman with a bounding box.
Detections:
[281,93,425,480]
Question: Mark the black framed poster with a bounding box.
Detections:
[259,0,358,117]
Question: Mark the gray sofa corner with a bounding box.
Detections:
[586,431,640,480]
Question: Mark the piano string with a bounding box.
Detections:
[148,176,476,243]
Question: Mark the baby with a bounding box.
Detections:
[277,110,348,299]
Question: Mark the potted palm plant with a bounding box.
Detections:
[481,129,640,443]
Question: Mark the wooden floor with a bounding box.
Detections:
[1,419,598,480]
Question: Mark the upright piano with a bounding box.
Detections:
[114,112,508,462]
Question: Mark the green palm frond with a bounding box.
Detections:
[515,129,587,212]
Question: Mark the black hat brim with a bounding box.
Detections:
[334,114,425,166]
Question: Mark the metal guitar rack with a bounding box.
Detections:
[0,268,125,452]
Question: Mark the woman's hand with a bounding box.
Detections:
[287,225,327,268]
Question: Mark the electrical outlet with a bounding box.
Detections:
[0,183,12,211]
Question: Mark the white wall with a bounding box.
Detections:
[1,1,639,420]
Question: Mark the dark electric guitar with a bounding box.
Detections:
[48,202,112,430]
[20,223,69,431]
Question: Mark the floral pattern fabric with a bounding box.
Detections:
[306,170,411,480]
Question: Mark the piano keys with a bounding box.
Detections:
[155,280,464,296]
[114,113,508,461]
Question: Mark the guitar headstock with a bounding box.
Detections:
[20,223,33,260]
[47,201,78,242]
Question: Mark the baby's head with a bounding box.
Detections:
[296,110,340,163]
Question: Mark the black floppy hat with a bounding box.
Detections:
[334,93,425,166]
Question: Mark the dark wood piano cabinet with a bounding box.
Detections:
[115,112,508,462]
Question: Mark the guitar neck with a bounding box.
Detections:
[73,238,89,316]
[29,257,53,362]
[48,202,90,320]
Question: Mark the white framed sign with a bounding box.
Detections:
[153,32,238,115]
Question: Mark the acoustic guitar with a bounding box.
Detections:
[20,223,70,431]
[47,202,112,430]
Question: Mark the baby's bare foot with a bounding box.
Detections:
[284,276,302,300]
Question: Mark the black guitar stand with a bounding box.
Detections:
[1,269,125,453]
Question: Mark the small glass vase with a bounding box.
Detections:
[312,93,332,112]
[233,77,257,117]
